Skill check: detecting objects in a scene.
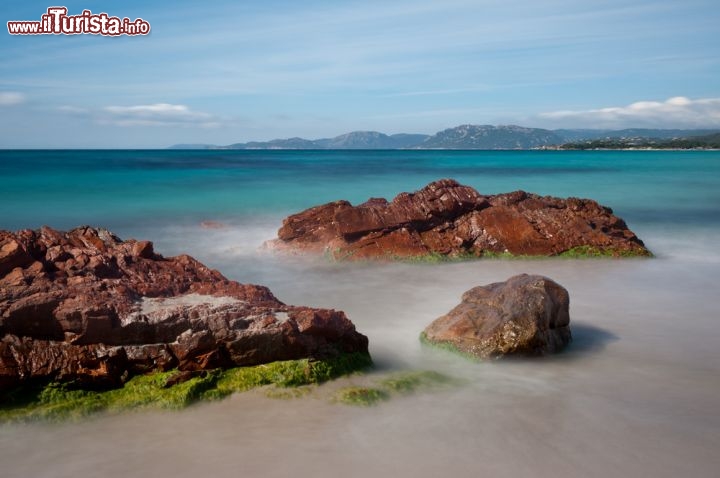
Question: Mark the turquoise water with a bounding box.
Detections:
[2,149,719,232]
[2,150,720,478]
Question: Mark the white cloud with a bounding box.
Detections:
[101,103,221,127]
[0,92,25,106]
[540,96,720,128]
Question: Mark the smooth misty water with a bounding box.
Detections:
[1,150,719,477]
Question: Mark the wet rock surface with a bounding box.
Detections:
[269,179,650,260]
[0,226,368,391]
[422,274,572,358]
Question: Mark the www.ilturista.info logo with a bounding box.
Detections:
[7,7,150,36]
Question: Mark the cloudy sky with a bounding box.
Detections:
[1,0,719,148]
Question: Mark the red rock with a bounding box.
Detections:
[0,233,34,276]
[0,226,368,391]
[269,179,650,259]
[200,221,227,230]
[278,201,352,243]
[422,274,572,358]
[132,240,155,259]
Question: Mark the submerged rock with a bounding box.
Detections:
[268,179,650,260]
[0,226,368,392]
[422,274,571,358]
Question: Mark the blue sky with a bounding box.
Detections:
[1,0,719,147]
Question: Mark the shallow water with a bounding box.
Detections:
[2,226,719,478]
[1,150,719,477]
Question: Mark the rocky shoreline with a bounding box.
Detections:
[269,179,651,260]
[0,226,369,397]
[0,180,647,419]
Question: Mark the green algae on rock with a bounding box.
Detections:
[557,245,653,258]
[377,370,461,394]
[333,387,390,406]
[0,226,370,407]
[332,369,461,407]
[0,352,372,423]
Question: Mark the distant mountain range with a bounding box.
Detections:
[420,125,561,149]
[221,131,431,150]
[169,125,720,150]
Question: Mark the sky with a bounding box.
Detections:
[0,0,719,148]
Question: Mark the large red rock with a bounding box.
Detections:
[422,274,572,358]
[0,226,368,391]
[269,179,650,259]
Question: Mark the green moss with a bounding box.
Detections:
[265,385,315,400]
[378,370,461,394]
[480,250,541,260]
[557,245,653,258]
[332,368,461,407]
[332,387,389,406]
[419,331,481,362]
[0,352,372,423]
[324,245,651,263]
[306,353,373,382]
[397,251,479,263]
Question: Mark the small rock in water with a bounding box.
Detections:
[422,274,572,358]
[200,220,227,229]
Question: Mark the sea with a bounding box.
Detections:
[1,149,719,478]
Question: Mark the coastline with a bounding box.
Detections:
[1,149,719,478]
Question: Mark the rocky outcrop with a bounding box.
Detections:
[269,179,650,260]
[422,274,571,358]
[0,226,368,392]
